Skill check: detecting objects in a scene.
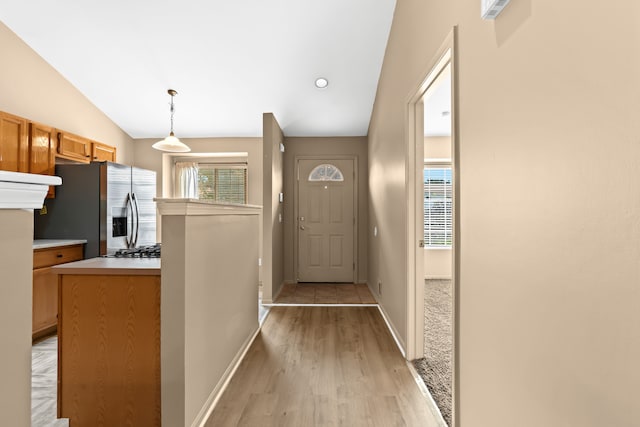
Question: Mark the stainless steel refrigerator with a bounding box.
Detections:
[35,162,157,258]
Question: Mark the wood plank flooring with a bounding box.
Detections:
[207,306,440,427]
[274,283,377,304]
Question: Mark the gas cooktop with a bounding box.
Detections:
[113,243,161,258]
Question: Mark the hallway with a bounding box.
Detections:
[207,306,440,426]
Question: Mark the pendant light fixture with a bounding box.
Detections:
[152,89,191,152]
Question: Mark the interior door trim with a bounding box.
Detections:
[294,155,358,283]
[404,27,458,427]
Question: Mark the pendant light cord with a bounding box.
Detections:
[169,93,175,136]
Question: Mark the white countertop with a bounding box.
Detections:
[33,239,87,250]
[52,257,161,275]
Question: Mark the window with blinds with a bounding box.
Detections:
[424,167,452,247]
[197,164,247,204]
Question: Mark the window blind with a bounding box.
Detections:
[424,167,452,247]
[196,164,247,204]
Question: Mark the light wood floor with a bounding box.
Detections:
[274,283,377,304]
[207,306,440,427]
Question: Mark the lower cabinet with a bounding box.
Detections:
[32,267,57,338]
[32,244,84,340]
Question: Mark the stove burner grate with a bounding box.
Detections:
[114,244,161,258]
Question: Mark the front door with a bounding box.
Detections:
[297,159,355,282]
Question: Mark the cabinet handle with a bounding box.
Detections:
[56,254,63,258]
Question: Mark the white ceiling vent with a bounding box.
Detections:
[481,0,512,19]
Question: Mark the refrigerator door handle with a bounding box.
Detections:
[125,192,133,248]
[132,192,140,247]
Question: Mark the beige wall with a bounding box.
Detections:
[160,207,260,426]
[0,22,134,164]
[424,136,452,159]
[283,137,368,283]
[0,210,33,426]
[370,0,640,425]
[424,249,452,279]
[262,113,284,302]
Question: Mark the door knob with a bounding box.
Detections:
[300,225,305,230]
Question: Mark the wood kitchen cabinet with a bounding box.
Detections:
[56,131,92,163]
[29,122,57,198]
[91,140,116,162]
[32,244,84,340]
[0,110,118,173]
[0,111,29,172]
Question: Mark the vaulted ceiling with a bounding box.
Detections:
[0,0,396,138]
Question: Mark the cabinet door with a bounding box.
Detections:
[29,122,56,198]
[91,141,116,162]
[33,267,57,336]
[57,131,91,163]
[0,111,29,172]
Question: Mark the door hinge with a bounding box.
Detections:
[419,240,425,248]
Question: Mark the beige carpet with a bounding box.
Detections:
[412,279,453,426]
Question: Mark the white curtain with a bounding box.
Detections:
[175,161,199,198]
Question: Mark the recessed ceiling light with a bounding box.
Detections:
[315,78,329,89]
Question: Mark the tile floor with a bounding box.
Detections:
[274,283,377,304]
[32,335,69,427]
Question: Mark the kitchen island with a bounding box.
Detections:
[52,257,161,427]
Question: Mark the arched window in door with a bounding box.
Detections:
[308,164,344,182]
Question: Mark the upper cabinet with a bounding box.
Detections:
[91,141,116,162]
[57,131,91,163]
[56,131,117,163]
[0,111,118,182]
[29,122,57,198]
[0,111,29,172]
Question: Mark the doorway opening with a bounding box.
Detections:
[405,28,458,427]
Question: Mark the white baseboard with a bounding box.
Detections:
[406,361,449,427]
[376,298,448,427]
[425,275,452,280]
[191,325,262,427]
[262,281,288,304]
[363,282,379,303]
[376,303,406,358]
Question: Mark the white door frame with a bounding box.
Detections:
[294,155,358,283]
[405,27,459,425]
